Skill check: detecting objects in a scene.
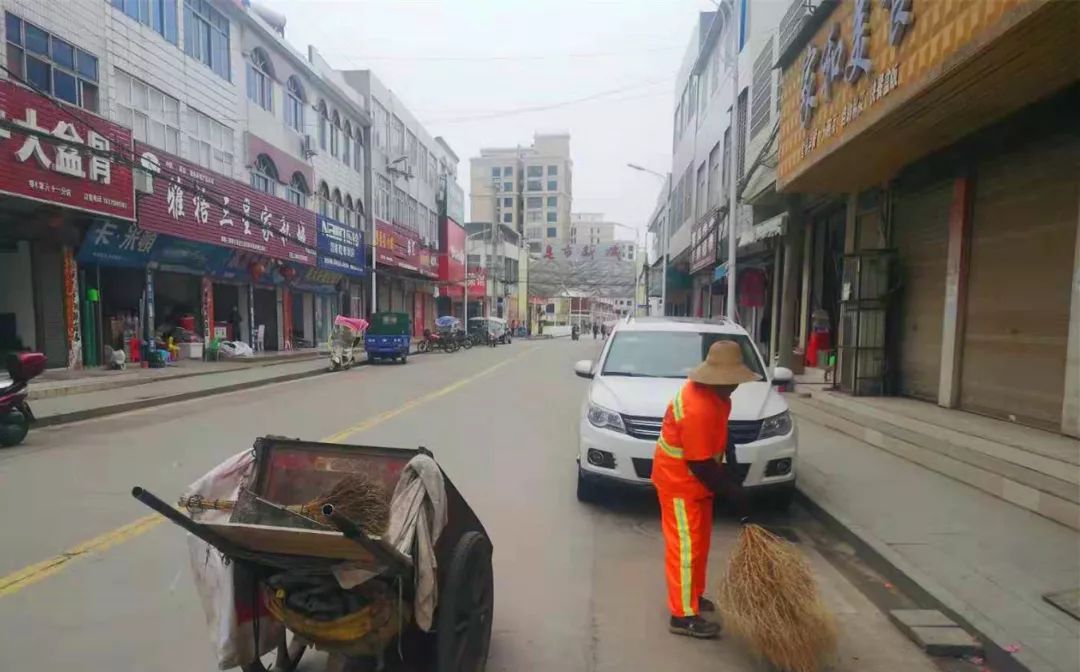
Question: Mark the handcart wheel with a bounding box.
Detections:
[436,531,494,672]
[240,630,307,672]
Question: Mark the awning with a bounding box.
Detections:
[738,213,787,249]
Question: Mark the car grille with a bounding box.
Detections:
[621,416,764,445]
[631,458,751,484]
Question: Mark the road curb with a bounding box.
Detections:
[794,484,1041,672]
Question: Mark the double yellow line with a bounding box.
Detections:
[0,347,533,599]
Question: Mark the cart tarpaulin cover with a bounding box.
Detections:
[333,454,447,631]
[184,450,284,670]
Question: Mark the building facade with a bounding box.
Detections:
[773,0,1078,436]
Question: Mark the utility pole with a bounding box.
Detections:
[725,0,740,324]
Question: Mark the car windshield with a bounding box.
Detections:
[600,331,765,379]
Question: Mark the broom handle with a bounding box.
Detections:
[176,496,317,517]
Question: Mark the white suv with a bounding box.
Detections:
[574,316,797,509]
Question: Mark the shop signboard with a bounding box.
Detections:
[316,215,364,277]
[538,242,634,262]
[0,80,135,220]
[135,142,316,266]
[374,219,439,279]
[78,219,233,275]
[439,218,467,299]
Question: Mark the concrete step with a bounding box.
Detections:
[787,394,1080,530]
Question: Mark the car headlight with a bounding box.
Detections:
[587,403,625,433]
[758,411,793,439]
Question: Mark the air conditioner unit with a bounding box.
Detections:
[134,169,153,195]
[302,134,317,158]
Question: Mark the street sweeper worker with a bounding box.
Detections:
[651,339,761,639]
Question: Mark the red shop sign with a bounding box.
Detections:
[0,80,134,220]
[375,219,438,278]
[135,142,316,265]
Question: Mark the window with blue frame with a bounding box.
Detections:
[183,0,229,80]
[5,13,99,111]
[109,0,178,44]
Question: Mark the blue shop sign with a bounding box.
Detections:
[77,220,155,268]
[151,238,233,275]
[316,215,365,277]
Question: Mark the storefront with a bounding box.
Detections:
[776,0,1079,433]
[0,80,136,369]
[373,219,438,337]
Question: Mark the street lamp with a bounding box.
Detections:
[627,163,670,316]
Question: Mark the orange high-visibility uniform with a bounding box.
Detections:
[651,381,731,617]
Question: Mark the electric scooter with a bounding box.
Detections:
[0,352,46,447]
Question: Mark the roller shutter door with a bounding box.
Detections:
[892,180,951,401]
[960,133,1079,429]
[31,242,67,368]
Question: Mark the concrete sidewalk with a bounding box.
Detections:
[794,417,1080,672]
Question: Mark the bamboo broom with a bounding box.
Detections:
[718,523,837,672]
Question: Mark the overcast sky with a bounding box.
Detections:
[262,0,713,240]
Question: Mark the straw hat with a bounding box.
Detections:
[689,341,762,386]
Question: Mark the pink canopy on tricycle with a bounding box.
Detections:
[333,315,369,332]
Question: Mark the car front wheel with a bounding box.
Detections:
[765,484,796,512]
[576,469,600,504]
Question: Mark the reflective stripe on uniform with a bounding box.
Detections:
[657,435,684,459]
[673,498,694,616]
[673,389,686,422]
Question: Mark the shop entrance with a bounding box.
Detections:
[253,287,279,351]
[153,271,202,340]
[213,283,246,342]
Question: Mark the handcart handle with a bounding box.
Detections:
[131,486,246,558]
[321,504,413,574]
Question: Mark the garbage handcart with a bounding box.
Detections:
[132,436,493,672]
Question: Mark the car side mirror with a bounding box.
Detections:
[771,366,794,385]
[574,359,594,379]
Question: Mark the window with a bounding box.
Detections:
[527,180,541,192]
[526,226,542,239]
[5,14,99,111]
[696,160,707,219]
[504,166,513,176]
[284,76,304,132]
[418,145,428,182]
[547,180,557,191]
[526,211,542,223]
[185,106,234,175]
[547,165,557,176]
[330,111,341,158]
[491,166,501,178]
[109,0,178,43]
[246,48,273,111]
[286,172,308,208]
[503,181,512,193]
[372,101,388,151]
[527,165,542,177]
[342,121,352,165]
[526,197,542,209]
[547,196,557,208]
[374,175,391,222]
[502,197,512,207]
[353,132,363,172]
[390,115,404,156]
[332,188,343,222]
[315,100,328,150]
[183,0,229,80]
[317,182,330,217]
[392,188,406,226]
[407,197,418,232]
[707,142,721,210]
[601,332,764,379]
[546,227,557,238]
[113,70,180,153]
[344,195,355,228]
[546,211,557,223]
[250,154,278,195]
[503,212,512,223]
[406,130,417,167]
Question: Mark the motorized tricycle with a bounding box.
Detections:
[328,316,368,371]
[0,352,46,447]
[364,312,412,364]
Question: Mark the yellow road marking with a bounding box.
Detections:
[0,346,534,598]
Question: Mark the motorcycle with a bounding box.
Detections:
[418,328,460,353]
[0,352,46,447]
[571,326,580,340]
[328,315,368,371]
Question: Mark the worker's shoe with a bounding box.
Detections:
[697,596,716,613]
[669,615,721,639]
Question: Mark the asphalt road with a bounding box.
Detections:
[0,338,939,671]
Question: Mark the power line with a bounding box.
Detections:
[320,45,683,63]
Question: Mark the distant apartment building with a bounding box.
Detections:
[469,133,573,253]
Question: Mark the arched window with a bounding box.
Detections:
[285,172,308,208]
[352,127,363,172]
[353,196,365,222]
[246,48,274,111]
[330,111,341,158]
[316,181,331,217]
[332,187,343,222]
[285,76,304,132]
[250,154,278,195]
[342,121,352,165]
[316,100,328,150]
[344,194,355,228]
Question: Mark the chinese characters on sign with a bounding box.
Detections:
[316,215,365,277]
[796,0,914,156]
[135,142,315,265]
[374,219,438,278]
[0,80,134,219]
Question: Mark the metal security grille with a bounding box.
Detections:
[750,37,774,139]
